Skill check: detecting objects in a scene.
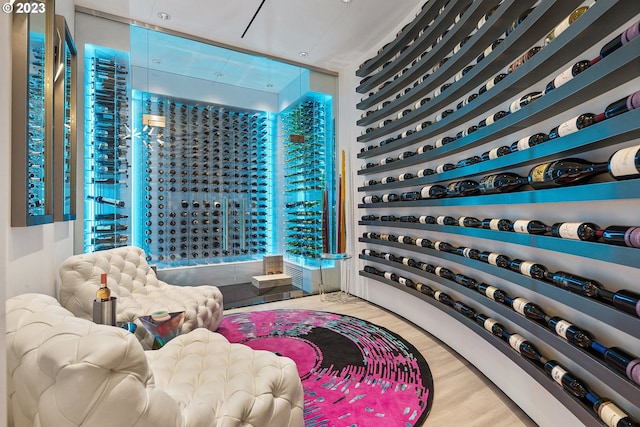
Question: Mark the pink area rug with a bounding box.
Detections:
[217,309,433,427]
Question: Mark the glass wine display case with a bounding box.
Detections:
[11,0,55,226]
[54,15,76,221]
[83,46,131,252]
[281,94,335,263]
[133,92,273,267]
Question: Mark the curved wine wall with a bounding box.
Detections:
[343,0,640,425]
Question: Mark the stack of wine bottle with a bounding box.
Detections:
[282,97,330,259]
[362,263,640,427]
[27,40,46,217]
[360,231,640,318]
[140,94,270,266]
[85,53,131,252]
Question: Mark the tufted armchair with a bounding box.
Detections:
[58,246,224,344]
[6,293,305,427]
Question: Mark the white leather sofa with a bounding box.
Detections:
[6,293,305,427]
[58,246,224,344]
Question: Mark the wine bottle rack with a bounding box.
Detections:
[136,93,271,267]
[354,0,640,424]
[11,1,55,226]
[83,47,131,252]
[281,95,334,261]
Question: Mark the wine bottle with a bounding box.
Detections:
[416,261,435,273]
[508,333,545,362]
[418,143,434,154]
[476,314,506,338]
[415,282,435,296]
[383,271,399,282]
[381,176,396,184]
[458,216,482,228]
[433,241,456,253]
[398,172,414,181]
[400,215,419,223]
[363,179,378,186]
[435,163,456,173]
[510,297,547,321]
[88,195,125,208]
[361,214,379,221]
[478,111,509,127]
[528,158,609,190]
[544,360,591,398]
[509,259,548,280]
[510,132,549,152]
[597,225,640,249]
[454,301,476,319]
[454,274,478,290]
[597,288,640,317]
[398,235,416,245]
[508,47,542,74]
[96,273,111,301]
[434,266,455,280]
[398,276,416,288]
[400,256,417,268]
[545,271,602,297]
[544,4,592,46]
[598,19,640,60]
[603,90,640,120]
[434,290,454,306]
[480,146,510,162]
[362,249,380,258]
[477,283,507,303]
[362,231,380,239]
[512,220,549,235]
[364,265,383,276]
[546,316,595,349]
[362,195,380,204]
[398,151,416,160]
[380,215,399,221]
[478,74,507,95]
[477,173,528,194]
[544,60,591,94]
[549,222,600,241]
[476,38,503,63]
[420,184,447,199]
[509,92,542,114]
[446,180,480,197]
[589,342,640,386]
[608,144,640,180]
[477,5,499,30]
[548,113,596,139]
[587,394,640,427]
[380,233,398,242]
[419,215,436,224]
[400,191,422,201]
[481,218,513,231]
[478,251,511,268]
[436,216,457,226]
[417,168,435,177]
[457,156,481,168]
[381,193,400,203]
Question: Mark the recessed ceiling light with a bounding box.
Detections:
[298,51,308,57]
[341,0,352,3]
[158,12,171,20]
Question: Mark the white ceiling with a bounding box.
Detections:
[74,0,422,74]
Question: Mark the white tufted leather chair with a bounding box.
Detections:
[58,246,224,343]
[6,293,305,427]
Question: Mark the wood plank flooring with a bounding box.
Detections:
[224,292,538,427]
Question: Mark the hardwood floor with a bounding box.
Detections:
[224,292,538,427]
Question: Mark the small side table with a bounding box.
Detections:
[318,253,352,303]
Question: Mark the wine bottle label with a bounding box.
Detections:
[554,66,576,89]
[489,147,501,159]
[435,138,444,147]
[399,174,408,181]
[402,258,411,266]
[483,317,498,333]
[454,69,464,82]
[487,253,500,266]
[399,236,407,243]
[416,283,423,292]
[382,177,392,184]
[401,130,410,138]
[421,186,434,198]
[418,169,430,177]
[419,215,429,224]
[483,44,493,58]
[434,290,442,300]
[554,319,573,339]
[517,136,532,151]
[598,402,627,427]
[609,145,640,177]
[434,86,442,98]
[513,220,532,233]
[510,98,522,113]
[397,111,404,120]
[416,238,425,246]
[363,196,373,203]
[519,261,535,277]
[384,272,393,280]
[415,101,422,110]
[557,223,581,239]
[485,114,495,126]
[462,248,473,258]
[484,285,499,300]
[489,219,502,230]
[529,163,549,182]
[459,217,467,227]
[557,116,580,137]
[477,15,488,29]
[399,277,408,285]
[434,242,443,251]
[551,365,568,385]
[436,216,446,225]
[486,78,496,91]
[382,194,391,202]
[435,266,443,276]
[625,226,640,248]
[436,164,446,173]
[381,158,389,165]
[509,334,526,353]
[513,298,531,315]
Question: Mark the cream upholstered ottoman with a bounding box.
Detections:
[6,293,305,427]
[59,246,224,345]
